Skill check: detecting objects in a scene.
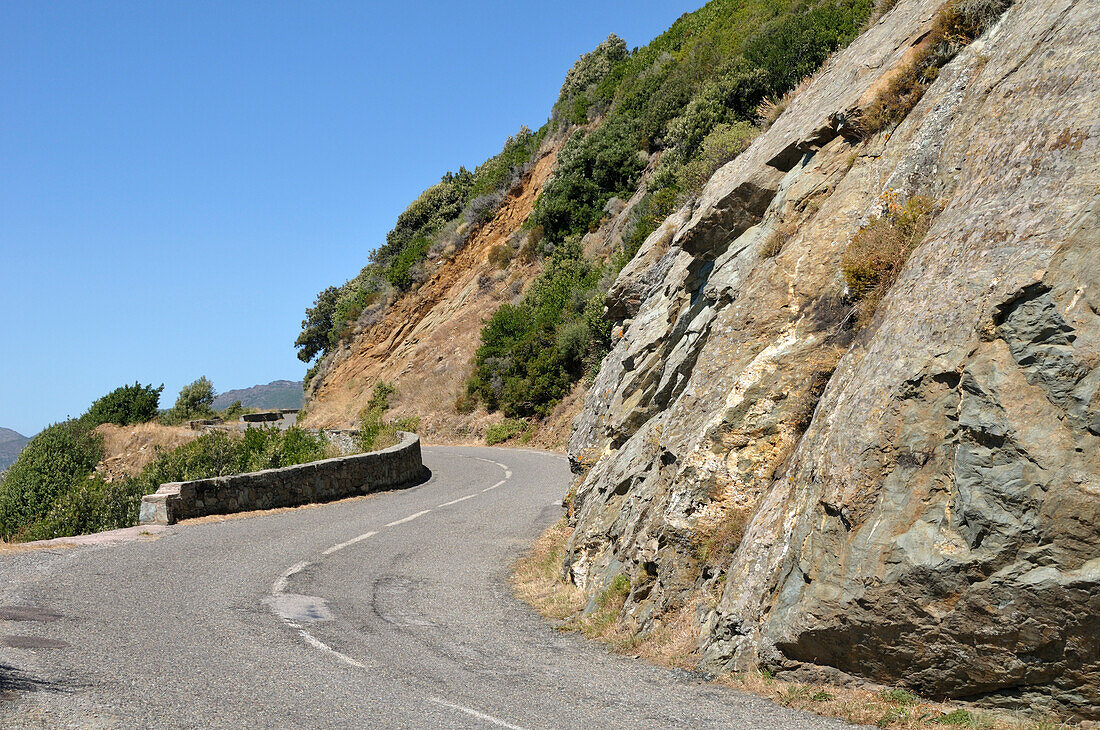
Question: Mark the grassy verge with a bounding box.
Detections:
[512,519,1074,729]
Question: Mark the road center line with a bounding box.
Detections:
[322,530,378,555]
[385,509,431,527]
[272,560,310,594]
[481,478,508,493]
[437,493,477,508]
[290,622,367,669]
[427,697,530,730]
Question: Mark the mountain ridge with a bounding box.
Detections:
[211,380,304,411]
[0,427,30,471]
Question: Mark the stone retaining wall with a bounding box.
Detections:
[138,432,425,525]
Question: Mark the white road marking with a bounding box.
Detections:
[268,449,520,685]
[427,697,530,730]
[322,530,378,555]
[437,493,478,508]
[481,478,508,493]
[271,560,310,594]
[385,509,431,527]
[292,624,367,669]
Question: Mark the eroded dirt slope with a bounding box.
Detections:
[301,141,569,445]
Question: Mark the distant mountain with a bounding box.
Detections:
[212,380,303,411]
[0,427,30,471]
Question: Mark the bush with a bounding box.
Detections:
[677,121,757,193]
[81,382,164,427]
[488,243,513,269]
[485,419,526,446]
[0,420,104,540]
[466,243,607,417]
[356,381,416,452]
[165,377,216,423]
[553,34,629,124]
[744,0,873,97]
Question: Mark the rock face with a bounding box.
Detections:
[566,0,1099,719]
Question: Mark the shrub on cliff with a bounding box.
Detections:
[858,0,1011,136]
[842,193,937,321]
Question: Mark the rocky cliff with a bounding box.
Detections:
[566,0,1099,719]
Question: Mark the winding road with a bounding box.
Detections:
[0,447,855,729]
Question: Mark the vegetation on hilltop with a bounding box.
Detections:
[297,0,876,420]
[0,381,331,542]
[295,126,548,371]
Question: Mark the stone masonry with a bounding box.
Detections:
[139,432,426,525]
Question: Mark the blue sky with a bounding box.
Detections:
[1,1,702,436]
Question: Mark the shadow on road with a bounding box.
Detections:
[0,661,58,700]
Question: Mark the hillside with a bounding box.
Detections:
[0,427,29,471]
[211,380,304,411]
[300,0,875,447]
[295,0,1098,721]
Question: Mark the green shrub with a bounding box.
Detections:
[466,243,607,416]
[553,34,629,123]
[485,419,526,446]
[678,121,757,193]
[0,421,104,540]
[613,187,680,271]
[164,377,216,424]
[744,0,872,97]
[81,382,163,427]
[356,381,415,452]
[0,408,332,541]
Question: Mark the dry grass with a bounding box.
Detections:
[94,422,197,481]
[858,0,1011,136]
[842,192,938,324]
[510,518,585,621]
[760,222,797,259]
[512,520,1076,730]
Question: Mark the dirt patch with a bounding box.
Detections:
[94,422,197,482]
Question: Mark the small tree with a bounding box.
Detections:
[294,286,341,363]
[81,382,164,427]
[170,377,216,421]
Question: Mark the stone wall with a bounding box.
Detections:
[138,432,425,525]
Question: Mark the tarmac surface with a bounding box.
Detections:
[0,446,859,729]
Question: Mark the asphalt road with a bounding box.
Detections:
[0,446,857,729]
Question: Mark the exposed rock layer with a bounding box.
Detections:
[566,0,1100,718]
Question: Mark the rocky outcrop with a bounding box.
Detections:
[566,0,1099,719]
